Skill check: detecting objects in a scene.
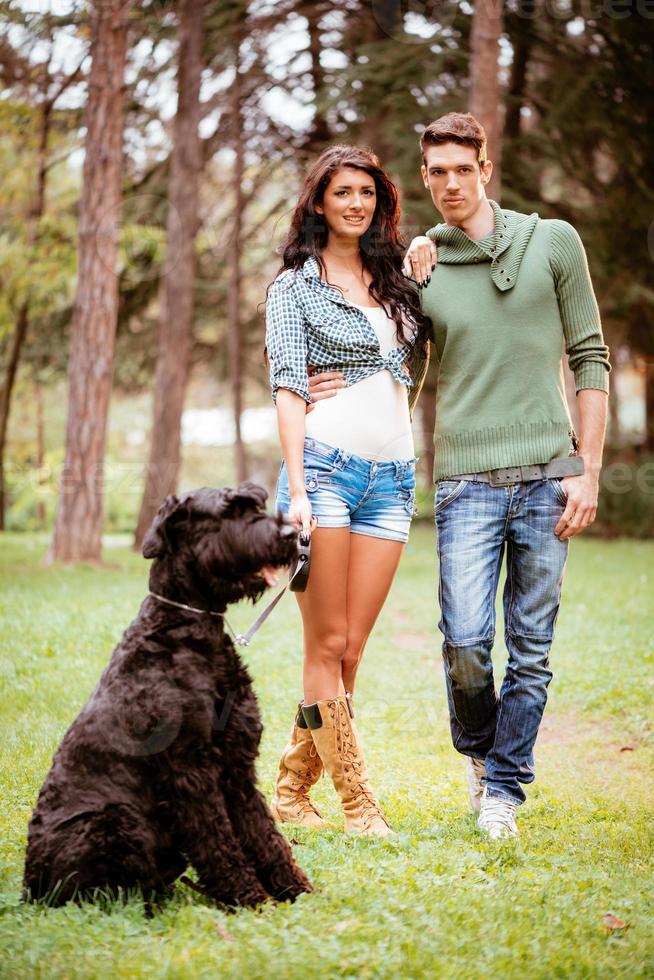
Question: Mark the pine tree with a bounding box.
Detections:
[49,0,129,562]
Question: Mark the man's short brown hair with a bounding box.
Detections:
[420,112,487,165]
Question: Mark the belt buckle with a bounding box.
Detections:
[488,467,522,486]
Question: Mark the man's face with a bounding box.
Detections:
[421,142,492,225]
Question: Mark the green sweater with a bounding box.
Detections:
[421,201,611,481]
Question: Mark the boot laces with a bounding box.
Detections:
[332,700,387,828]
[278,739,322,813]
[294,796,321,816]
[280,772,322,817]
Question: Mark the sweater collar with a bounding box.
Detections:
[426,200,539,292]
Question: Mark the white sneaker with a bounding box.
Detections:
[478,787,519,839]
[466,756,486,813]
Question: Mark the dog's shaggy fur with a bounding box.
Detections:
[23,484,311,909]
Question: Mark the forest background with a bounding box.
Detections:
[1,0,653,561]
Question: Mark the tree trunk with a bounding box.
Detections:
[134,0,204,548]
[48,0,128,563]
[356,0,399,165]
[469,0,505,201]
[0,303,29,530]
[303,1,330,154]
[504,19,530,140]
[645,358,654,453]
[35,382,46,530]
[0,97,51,529]
[228,41,247,484]
[608,374,620,450]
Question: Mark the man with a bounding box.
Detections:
[305,112,611,839]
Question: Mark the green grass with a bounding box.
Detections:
[1,528,653,979]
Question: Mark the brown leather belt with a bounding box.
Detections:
[446,456,584,487]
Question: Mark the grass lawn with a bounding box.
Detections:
[1,527,653,979]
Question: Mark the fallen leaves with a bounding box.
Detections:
[327,918,360,935]
[602,912,629,933]
[214,920,234,942]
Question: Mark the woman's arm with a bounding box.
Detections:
[402,237,438,287]
[276,389,314,535]
[265,275,316,535]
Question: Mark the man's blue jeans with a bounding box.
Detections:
[434,477,569,804]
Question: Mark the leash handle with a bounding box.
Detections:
[233,555,307,647]
[289,532,311,594]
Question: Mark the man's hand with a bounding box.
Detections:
[554,471,600,540]
[402,236,438,287]
[306,368,345,414]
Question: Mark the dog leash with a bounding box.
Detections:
[226,550,308,647]
[148,545,310,648]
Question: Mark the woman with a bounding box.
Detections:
[265,146,431,836]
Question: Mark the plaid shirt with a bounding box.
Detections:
[265,256,421,408]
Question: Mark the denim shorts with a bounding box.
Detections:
[274,437,417,543]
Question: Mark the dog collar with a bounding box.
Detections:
[148,547,309,647]
[149,592,225,618]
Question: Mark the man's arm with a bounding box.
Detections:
[548,219,611,541]
[549,219,611,394]
[555,389,608,540]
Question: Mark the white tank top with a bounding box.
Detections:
[305,304,415,462]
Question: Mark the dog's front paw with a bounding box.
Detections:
[238,883,272,909]
[268,867,313,903]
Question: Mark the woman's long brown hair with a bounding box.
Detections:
[273,145,432,363]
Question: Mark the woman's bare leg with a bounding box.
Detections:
[296,527,350,704]
[341,533,404,695]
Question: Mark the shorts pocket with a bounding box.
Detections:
[399,469,417,516]
[434,479,468,514]
[404,490,417,517]
[304,468,332,492]
[303,447,338,480]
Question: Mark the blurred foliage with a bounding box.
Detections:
[0,0,652,534]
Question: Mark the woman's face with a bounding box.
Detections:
[315,166,377,240]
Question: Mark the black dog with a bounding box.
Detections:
[23,484,312,909]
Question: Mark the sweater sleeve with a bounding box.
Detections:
[548,219,611,393]
[265,274,311,404]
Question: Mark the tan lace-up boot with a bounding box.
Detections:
[302,695,394,837]
[270,705,326,829]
